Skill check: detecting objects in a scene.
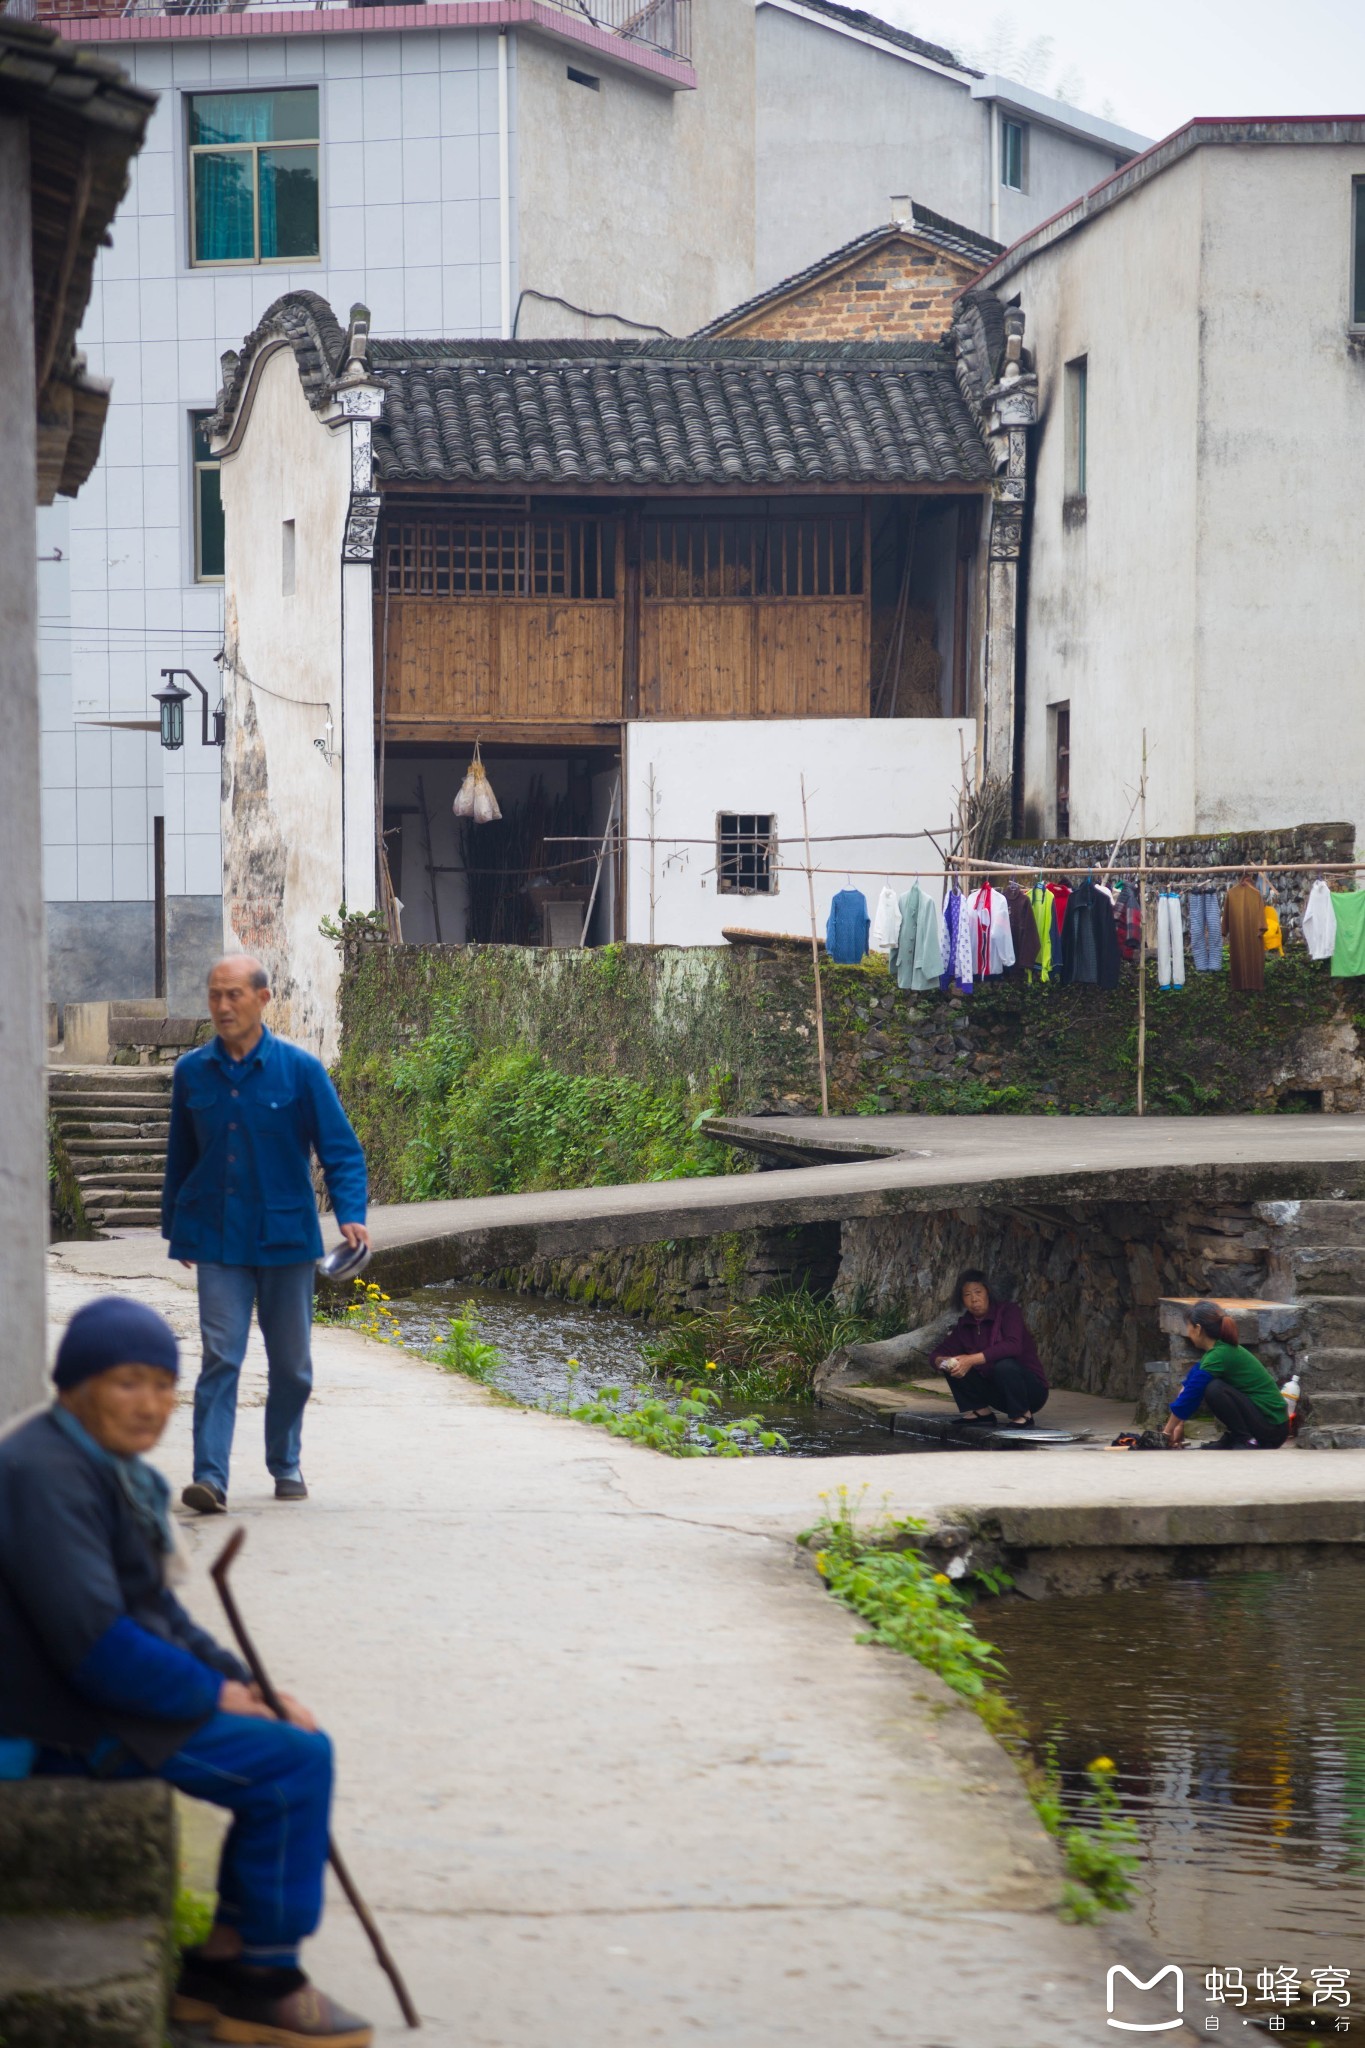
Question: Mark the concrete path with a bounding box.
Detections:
[58,1112,1363,1292]
[43,1247,1154,2048]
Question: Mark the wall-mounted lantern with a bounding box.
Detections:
[153,668,224,751]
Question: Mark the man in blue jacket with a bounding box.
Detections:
[163,953,369,1513]
[0,1297,371,2046]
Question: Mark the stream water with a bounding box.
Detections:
[380,1283,949,1456]
[985,1561,1365,2028]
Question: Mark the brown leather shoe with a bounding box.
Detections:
[208,1965,373,2046]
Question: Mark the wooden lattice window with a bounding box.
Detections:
[382,517,616,599]
[717,813,776,895]
[643,516,863,599]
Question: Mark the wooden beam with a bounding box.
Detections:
[378,719,623,750]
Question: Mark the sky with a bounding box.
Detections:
[876,0,1365,142]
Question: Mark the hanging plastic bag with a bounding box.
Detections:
[453,741,502,824]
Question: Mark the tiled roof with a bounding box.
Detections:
[211,291,347,437]
[778,0,977,76]
[693,211,1002,339]
[366,337,994,488]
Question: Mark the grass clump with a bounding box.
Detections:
[802,1488,1139,1924]
[643,1281,903,1403]
[554,1373,786,1458]
[172,1886,215,1954]
[392,1025,739,1201]
[428,1305,505,1386]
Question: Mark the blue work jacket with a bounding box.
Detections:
[161,1026,367,1267]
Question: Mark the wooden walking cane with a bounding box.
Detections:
[210,1529,422,2029]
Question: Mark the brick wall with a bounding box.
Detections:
[727,237,979,344]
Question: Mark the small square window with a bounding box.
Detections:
[1353,179,1365,325]
[188,88,320,266]
[717,813,776,895]
[191,411,224,583]
[1001,119,1027,193]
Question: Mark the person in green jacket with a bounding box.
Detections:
[1162,1301,1290,1450]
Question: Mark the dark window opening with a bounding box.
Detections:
[644,516,863,599]
[1053,703,1070,839]
[192,411,224,582]
[717,813,776,895]
[188,88,320,266]
[567,66,600,88]
[1279,1088,1324,1114]
[382,517,615,599]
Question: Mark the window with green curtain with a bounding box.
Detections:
[192,413,225,582]
[188,88,319,265]
[1354,181,1365,326]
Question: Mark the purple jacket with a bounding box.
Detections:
[932,1299,1047,1388]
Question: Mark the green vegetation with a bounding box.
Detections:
[172,1886,215,1954]
[47,1115,92,1242]
[642,1281,903,1403]
[553,1375,787,1457]
[392,1030,739,1201]
[802,1490,1139,1924]
[428,1305,505,1386]
[313,1276,402,1343]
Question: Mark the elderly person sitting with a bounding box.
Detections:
[0,1297,371,2048]
[931,1268,1050,1428]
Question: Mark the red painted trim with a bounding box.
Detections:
[61,0,696,86]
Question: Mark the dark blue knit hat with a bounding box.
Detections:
[53,1297,180,1390]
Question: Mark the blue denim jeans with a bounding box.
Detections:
[194,1261,315,1492]
[39,1713,333,1967]
[1189,891,1223,972]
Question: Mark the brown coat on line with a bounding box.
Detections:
[1222,881,1268,992]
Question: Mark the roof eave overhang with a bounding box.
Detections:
[372,476,993,497]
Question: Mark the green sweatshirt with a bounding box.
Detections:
[1199,1342,1289,1426]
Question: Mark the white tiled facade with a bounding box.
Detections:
[40,21,512,1009]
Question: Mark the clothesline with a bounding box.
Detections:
[953,857,1365,881]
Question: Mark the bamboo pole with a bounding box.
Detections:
[1136,730,1148,1118]
[801,773,830,1119]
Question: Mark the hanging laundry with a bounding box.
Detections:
[1330,891,1365,978]
[1112,883,1141,963]
[1222,879,1267,992]
[870,886,902,957]
[452,740,502,823]
[894,886,945,993]
[825,888,870,964]
[1004,881,1041,978]
[1059,879,1121,988]
[1303,879,1338,961]
[1047,880,1072,933]
[1188,891,1222,972]
[1156,892,1186,991]
[1028,881,1059,983]
[1262,902,1284,956]
[966,885,1015,979]
[939,891,974,993]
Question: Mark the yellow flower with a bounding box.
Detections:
[1089,1756,1116,1773]
[704,1360,718,1372]
[566,1357,579,1368]
[814,1552,829,1578]
[933,1572,952,1586]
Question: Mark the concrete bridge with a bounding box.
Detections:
[353,1113,1365,1290]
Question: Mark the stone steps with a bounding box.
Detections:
[1260,1199,1365,1248]
[1278,1244,1365,1294]
[49,1068,174,1237]
[1301,1349,1365,1394]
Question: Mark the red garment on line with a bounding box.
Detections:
[1047,881,1072,930]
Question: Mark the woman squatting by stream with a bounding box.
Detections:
[1163,1301,1290,1450]
[931,1270,1049,1429]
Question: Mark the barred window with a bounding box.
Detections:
[717,813,776,895]
[644,517,862,599]
[382,517,615,599]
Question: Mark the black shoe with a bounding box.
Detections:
[182,1480,228,1514]
[1200,1434,1243,1450]
[953,1412,998,1429]
[170,1945,233,2024]
[207,1963,372,2044]
[1007,1415,1036,1428]
[275,1475,309,1501]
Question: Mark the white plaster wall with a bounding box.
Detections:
[217,346,353,1057]
[1191,144,1365,834]
[1009,153,1205,839]
[515,0,754,337]
[623,718,971,945]
[753,7,1126,292]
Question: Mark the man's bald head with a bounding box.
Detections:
[207,954,271,1057]
[209,953,269,993]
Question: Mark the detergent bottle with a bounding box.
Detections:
[1281,1373,1301,1437]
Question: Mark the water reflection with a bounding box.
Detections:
[381,1282,948,1457]
[985,1564,1365,1988]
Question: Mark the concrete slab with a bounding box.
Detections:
[45,1251,1145,2048]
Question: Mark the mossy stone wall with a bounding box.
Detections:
[337,940,1365,1203]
